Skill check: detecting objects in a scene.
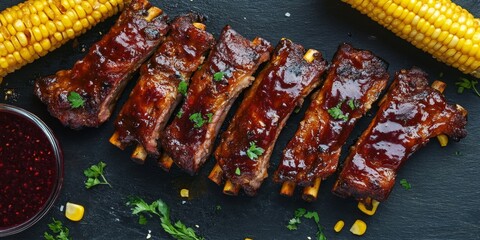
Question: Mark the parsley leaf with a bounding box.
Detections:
[287,209,327,240]
[456,77,480,97]
[189,113,206,128]
[246,141,264,160]
[327,101,349,121]
[400,178,411,190]
[347,99,356,110]
[235,167,241,176]
[67,91,84,108]
[189,112,213,128]
[177,109,184,118]
[178,81,188,96]
[127,197,204,240]
[84,161,111,189]
[44,218,71,240]
[213,71,225,81]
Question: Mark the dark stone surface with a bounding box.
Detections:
[1,0,478,239]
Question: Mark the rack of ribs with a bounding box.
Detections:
[160,25,272,174]
[109,13,215,162]
[210,39,328,196]
[332,68,468,208]
[273,43,389,201]
[34,0,169,129]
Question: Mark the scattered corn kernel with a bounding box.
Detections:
[437,134,449,147]
[180,188,189,198]
[244,238,253,240]
[350,219,367,236]
[65,202,85,221]
[358,199,380,216]
[334,220,345,233]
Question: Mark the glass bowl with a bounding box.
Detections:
[0,104,64,237]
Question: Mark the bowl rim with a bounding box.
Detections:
[0,103,64,237]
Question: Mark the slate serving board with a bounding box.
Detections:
[1,0,479,239]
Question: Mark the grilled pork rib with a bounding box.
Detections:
[161,26,272,175]
[214,39,328,196]
[274,43,389,188]
[34,0,169,129]
[333,68,467,204]
[112,14,215,156]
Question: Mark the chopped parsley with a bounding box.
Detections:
[400,178,411,190]
[246,141,264,160]
[127,197,204,240]
[213,71,225,81]
[456,77,480,97]
[347,99,356,110]
[44,218,71,240]
[178,80,188,96]
[327,101,349,121]
[177,109,184,118]
[287,208,327,240]
[189,112,213,128]
[235,167,241,176]
[67,91,84,108]
[84,161,112,189]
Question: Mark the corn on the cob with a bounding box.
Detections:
[342,0,480,78]
[0,0,129,83]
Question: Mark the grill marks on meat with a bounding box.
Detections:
[332,68,468,203]
[112,14,215,157]
[161,26,272,175]
[214,39,328,196]
[274,43,389,188]
[34,0,169,129]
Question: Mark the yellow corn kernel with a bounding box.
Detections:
[180,189,189,198]
[358,199,380,216]
[350,219,367,236]
[334,220,345,233]
[65,202,85,221]
[342,0,480,78]
[437,134,449,147]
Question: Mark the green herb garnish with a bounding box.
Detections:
[206,113,213,123]
[347,99,356,110]
[177,109,184,118]
[189,113,206,128]
[178,81,188,96]
[456,77,480,97]
[127,197,204,240]
[400,178,411,190]
[84,161,111,189]
[246,141,264,160]
[213,71,225,81]
[44,218,71,240]
[67,91,84,108]
[287,208,327,240]
[235,167,241,176]
[327,101,349,121]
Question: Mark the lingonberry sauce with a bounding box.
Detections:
[0,107,60,230]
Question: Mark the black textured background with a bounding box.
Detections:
[1,0,479,239]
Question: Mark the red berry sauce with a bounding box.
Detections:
[0,109,59,229]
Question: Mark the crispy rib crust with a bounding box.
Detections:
[113,14,215,155]
[333,68,468,202]
[274,43,389,186]
[215,39,328,196]
[161,26,272,175]
[34,0,169,129]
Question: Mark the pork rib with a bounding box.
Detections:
[161,25,272,175]
[34,0,169,129]
[273,43,389,196]
[332,68,468,205]
[110,13,215,159]
[213,39,328,196]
